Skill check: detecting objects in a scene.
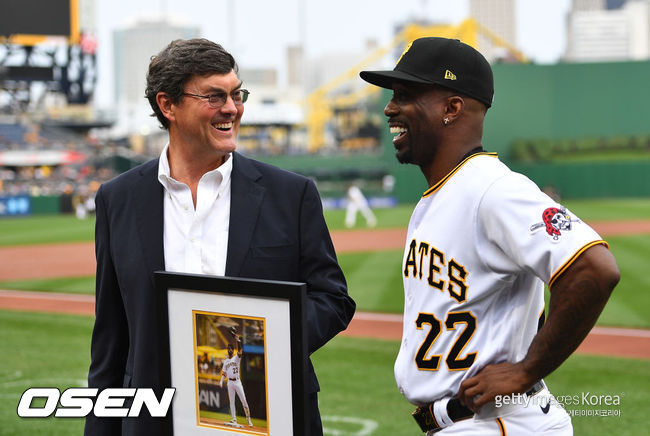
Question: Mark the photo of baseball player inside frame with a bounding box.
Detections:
[193,310,269,434]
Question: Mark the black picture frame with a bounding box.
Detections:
[154,271,307,435]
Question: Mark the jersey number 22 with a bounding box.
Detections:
[415,311,477,371]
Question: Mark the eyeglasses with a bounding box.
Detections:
[182,89,250,108]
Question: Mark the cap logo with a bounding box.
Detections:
[396,41,414,65]
[444,70,457,80]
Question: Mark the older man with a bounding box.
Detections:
[86,38,355,436]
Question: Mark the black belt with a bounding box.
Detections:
[229,378,238,381]
[413,380,545,433]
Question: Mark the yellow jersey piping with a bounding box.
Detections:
[422,152,498,198]
[496,417,506,435]
[548,240,609,288]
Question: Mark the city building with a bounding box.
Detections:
[469,0,517,62]
[112,17,199,136]
[565,0,650,61]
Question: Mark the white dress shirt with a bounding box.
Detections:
[158,145,232,276]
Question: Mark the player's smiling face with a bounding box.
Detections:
[385,82,449,167]
[173,70,244,157]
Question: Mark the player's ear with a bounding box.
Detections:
[443,95,464,124]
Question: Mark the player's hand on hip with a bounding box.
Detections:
[456,362,535,413]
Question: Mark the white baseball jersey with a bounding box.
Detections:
[394,152,606,406]
[223,354,241,380]
[222,352,251,422]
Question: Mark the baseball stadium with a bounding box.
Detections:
[2,1,650,435]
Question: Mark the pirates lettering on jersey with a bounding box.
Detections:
[447,259,468,303]
[404,238,468,303]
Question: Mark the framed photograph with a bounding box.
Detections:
[155,271,307,435]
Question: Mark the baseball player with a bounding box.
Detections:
[345,183,377,228]
[220,332,253,427]
[360,37,620,435]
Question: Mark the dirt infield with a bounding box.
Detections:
[1,219,650,359]
[2,219,649,282]
[0,229,408,281]
[0,242,95,281]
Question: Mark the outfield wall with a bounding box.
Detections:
[0,194,76,216]
[381,60,650,202]
[257,60,650,203]
[485,60,650,158]
[510,161,650,199]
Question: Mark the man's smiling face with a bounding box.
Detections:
[384,82,451,167]
[173,70,244,157]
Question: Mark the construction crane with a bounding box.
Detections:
[306,18,529,151]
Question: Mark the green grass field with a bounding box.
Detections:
[198,410,266,429]
[2,197,646,247]
[0,276,95,295]
[0,311,92,436]
[0,198,648,435]
[2,237,647,328]
[1,310,648,435]
[2,237,648,329]
[0,215,95,247]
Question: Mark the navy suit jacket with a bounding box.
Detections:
[85,152,355,435]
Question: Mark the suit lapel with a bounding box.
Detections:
[134,160,165,281]
[225,152,265,277]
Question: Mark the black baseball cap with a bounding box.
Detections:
[360,37,494,108]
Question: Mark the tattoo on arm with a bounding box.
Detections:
[523,275,611,381]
